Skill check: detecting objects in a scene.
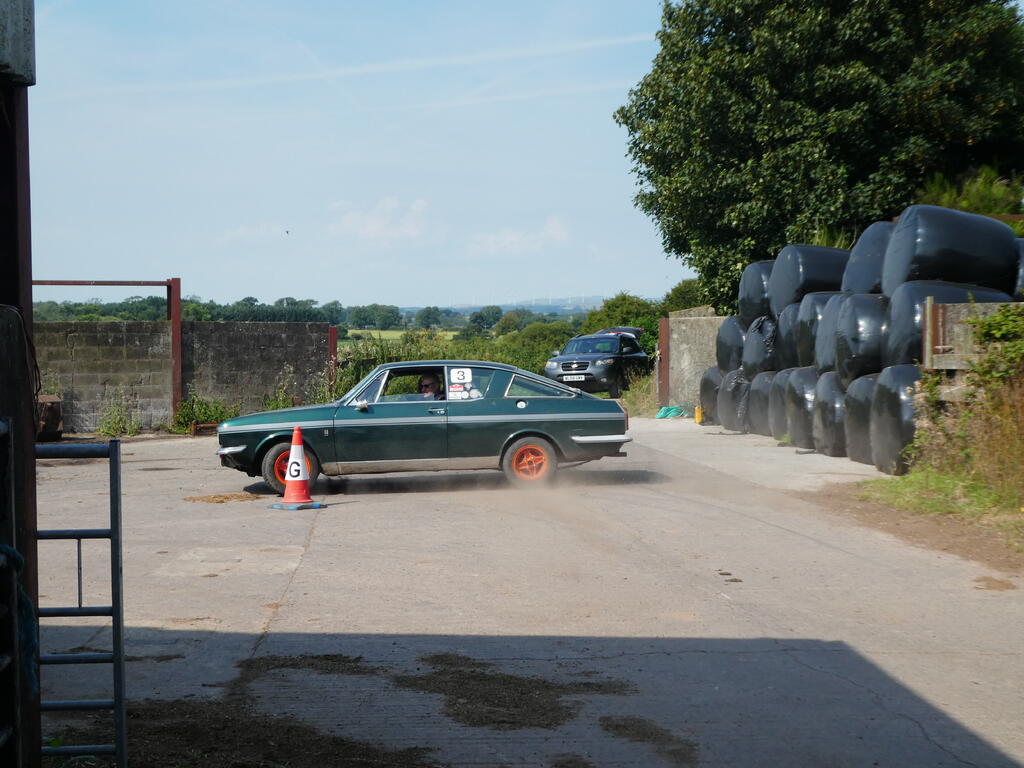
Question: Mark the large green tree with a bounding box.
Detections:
[615,0,1024,310]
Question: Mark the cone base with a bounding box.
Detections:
[271,501,325,510]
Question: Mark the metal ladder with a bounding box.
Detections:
[36,440,126,767]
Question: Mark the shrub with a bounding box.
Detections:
[171,389,241,433]
[96,386,141,437]
[911,304,1024,506]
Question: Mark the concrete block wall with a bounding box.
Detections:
[33,321,332,432]
[183,321,331,414]
[33,322,173,432]
[664,310,725,407]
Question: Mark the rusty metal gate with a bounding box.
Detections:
[36,440,126,767]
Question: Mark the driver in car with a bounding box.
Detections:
[418,373,445,400]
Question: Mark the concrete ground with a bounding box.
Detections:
[35,418,1023,767]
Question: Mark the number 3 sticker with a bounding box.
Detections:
[450,368,472,384]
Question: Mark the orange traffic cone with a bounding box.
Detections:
[271,426,324,510]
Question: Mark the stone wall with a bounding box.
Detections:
[663,308,725,407]
[33,322,173,432]
[183,321,331,414]
[33,321,332,431]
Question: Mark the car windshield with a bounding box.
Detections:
[339,368,384,404]
[562,337,619,355]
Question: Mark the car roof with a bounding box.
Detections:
[569,331,637,341]
[377,360,520,372]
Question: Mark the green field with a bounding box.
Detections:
[340,329,458,345]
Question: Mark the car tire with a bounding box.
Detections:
[607,376,623,399]
[261,441,320,496]
[502,436,558,486]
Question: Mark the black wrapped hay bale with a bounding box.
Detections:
[796,291,842,367]
[748,371,776,436]
[882,205,1019,297]
[775,303,800,370]
[716,316,746,374]
[784,366,819,449]
[884,281,1013,367]
[844,374,879,465]
[741,315,778,379]
[717,368,750,433]
[812,371,847,457]
[769,368,796,441]
[1014,239,1024,301]
[870,364,921,475]
[842,221,894,294]
[767,245,851,318]
[699,366,722,426]
[738,260,775,329]
[813,294,846,374]
[835,293,889,388]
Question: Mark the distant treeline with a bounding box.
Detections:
[31,294,580,332]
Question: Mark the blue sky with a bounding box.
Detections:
[29,1,693,307]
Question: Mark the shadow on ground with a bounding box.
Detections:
[243,467,672,497]
[39,625,1018,768]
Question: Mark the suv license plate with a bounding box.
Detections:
[562,375,586,381]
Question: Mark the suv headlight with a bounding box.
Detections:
[596,358,617,366]
[544,361,559,369]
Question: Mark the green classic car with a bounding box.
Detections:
[217,360,631,494]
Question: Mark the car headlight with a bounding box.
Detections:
[545,361,558,369]
[596,358,617,366]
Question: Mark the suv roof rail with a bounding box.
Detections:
[593,326,644,338]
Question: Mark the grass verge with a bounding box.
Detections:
[620,373,659,418]
[859,468,1024,552]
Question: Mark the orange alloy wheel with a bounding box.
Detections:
[274,451,312,485]
[511,444,549,480]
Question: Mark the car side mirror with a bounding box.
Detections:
[354,400,369,412]
[552,349,560,356]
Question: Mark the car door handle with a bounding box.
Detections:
[428,408,446,415]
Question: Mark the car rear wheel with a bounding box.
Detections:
[261,441,320,496]
[502,436,558,486]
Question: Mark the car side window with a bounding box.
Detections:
[506,375,573,398]
[622,338,640,354]
[378,369,446,402]
[446,366,494,401]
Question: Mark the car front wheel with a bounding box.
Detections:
[260,441,320,496]
[502,436,558,486]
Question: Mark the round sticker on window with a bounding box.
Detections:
[449,368,473,385]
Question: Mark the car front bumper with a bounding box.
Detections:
[216,444,247,470]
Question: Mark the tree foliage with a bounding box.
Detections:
[615,0,1024,310]
[414,305,443,329]
[582,293,664,356]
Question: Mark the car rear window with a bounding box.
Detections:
[506,375,574,398]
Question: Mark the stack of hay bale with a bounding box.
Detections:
[699,204,1023,474]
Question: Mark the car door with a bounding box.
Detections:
[442,365,506,468]
[331,368,448,472]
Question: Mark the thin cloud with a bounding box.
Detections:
[45,34,654,99]
[468,216,569,256]
[327,197,429,245]
[215,222,286,244]
[415,80,636,110]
